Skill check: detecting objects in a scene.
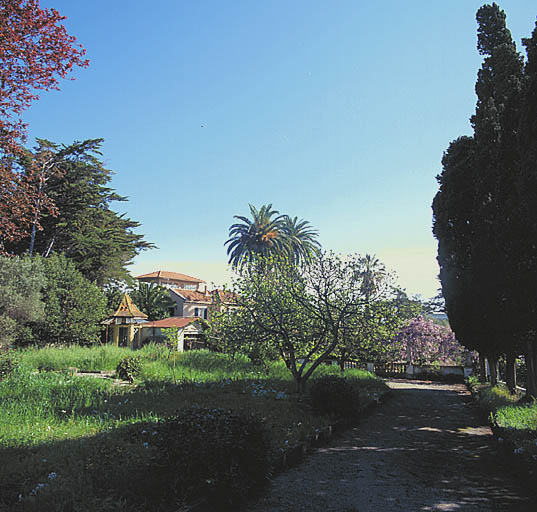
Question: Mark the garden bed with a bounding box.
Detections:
[0,346,388,511]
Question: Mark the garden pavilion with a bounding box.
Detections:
[102,293,148,348]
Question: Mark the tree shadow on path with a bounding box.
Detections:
[250,379,535,512]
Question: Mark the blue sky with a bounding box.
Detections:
[25,1,537,297]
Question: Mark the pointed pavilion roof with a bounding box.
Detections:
[136,270,205,283]
[112,293,148,319]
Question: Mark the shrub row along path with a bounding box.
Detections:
[250,379,534,511]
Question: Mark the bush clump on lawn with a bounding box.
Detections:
[0,351,18,381]
[116,355,143,382]
[310,375,361,419]
[128,407,271,509]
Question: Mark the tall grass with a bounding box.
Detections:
[469,381,537,456]
[20,344,127,371]
[1,347,388,510]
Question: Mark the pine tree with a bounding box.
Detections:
[6,139,154,285]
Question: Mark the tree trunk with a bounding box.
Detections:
[479,353,487,383]
[339,350,347,372]
[525,340,537,399]
[43,234,55,257]
[28,180,43,257]
[505,352,517,394]
[488,355,499,386]
[296,375,306,394]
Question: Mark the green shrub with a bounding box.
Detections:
[477,384,514,413]
[309,375,361,419]
[116,355,142,382]
[130,407,270,509]
[466,375,479,388]
[0,352,18,381]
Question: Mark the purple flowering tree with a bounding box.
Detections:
[392,316,466,366]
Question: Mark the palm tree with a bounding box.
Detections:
[281,215,321,264]
[359,254,386,301]
[225,204,288,267]
[130,282,175,321]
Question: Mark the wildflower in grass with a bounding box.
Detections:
[141,429,147,434]
[143,442,149,448]
[514,447,524,454]
[30,483,47,495]
[48,472,57,480]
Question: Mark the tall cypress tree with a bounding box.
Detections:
[433,138,483,359]
[434,3,524,385]
[516,21,537,396]
[471,3,523,384]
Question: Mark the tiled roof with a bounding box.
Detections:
[136,270,205,283]
[170,288,212,303]
[143,317,199,328]
[112,294,148,319]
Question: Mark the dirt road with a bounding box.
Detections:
[250,379,534,511]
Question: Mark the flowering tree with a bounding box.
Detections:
[392,316,466,366]
[224,252,377,393]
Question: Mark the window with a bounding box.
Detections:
[203,308,208,320]
[194,307,199,317]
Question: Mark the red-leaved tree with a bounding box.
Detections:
[0,0,89,153]
[0,0,88,250]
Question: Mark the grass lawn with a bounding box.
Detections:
[467,377,537,459]
[1,346,387,511]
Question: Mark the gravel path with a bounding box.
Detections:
[250,379,534,511]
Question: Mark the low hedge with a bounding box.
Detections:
[309,375,361,419]
[125,406,271,510]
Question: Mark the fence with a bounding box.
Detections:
[373,362,407,375]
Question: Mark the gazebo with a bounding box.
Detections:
[102,294,148,349]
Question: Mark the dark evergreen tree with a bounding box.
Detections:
[433,4,526,386]
[7,139,154,285]
[470,3,524,384]
[433,138,485,367]
[516,21,537,396]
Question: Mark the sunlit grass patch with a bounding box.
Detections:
[1,347,388,511]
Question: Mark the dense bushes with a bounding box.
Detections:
[310,375,361,419]
[128,407,271,509]
[0,352,18,380]
[116,355,143,382]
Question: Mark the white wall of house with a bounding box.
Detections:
[139,322,203,351]
[183,303,209,319]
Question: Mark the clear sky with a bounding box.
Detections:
[25,1,537,298]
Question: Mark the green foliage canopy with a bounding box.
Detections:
[0,255,46,347]
[29,254,107,346]
[6,139,154,285]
